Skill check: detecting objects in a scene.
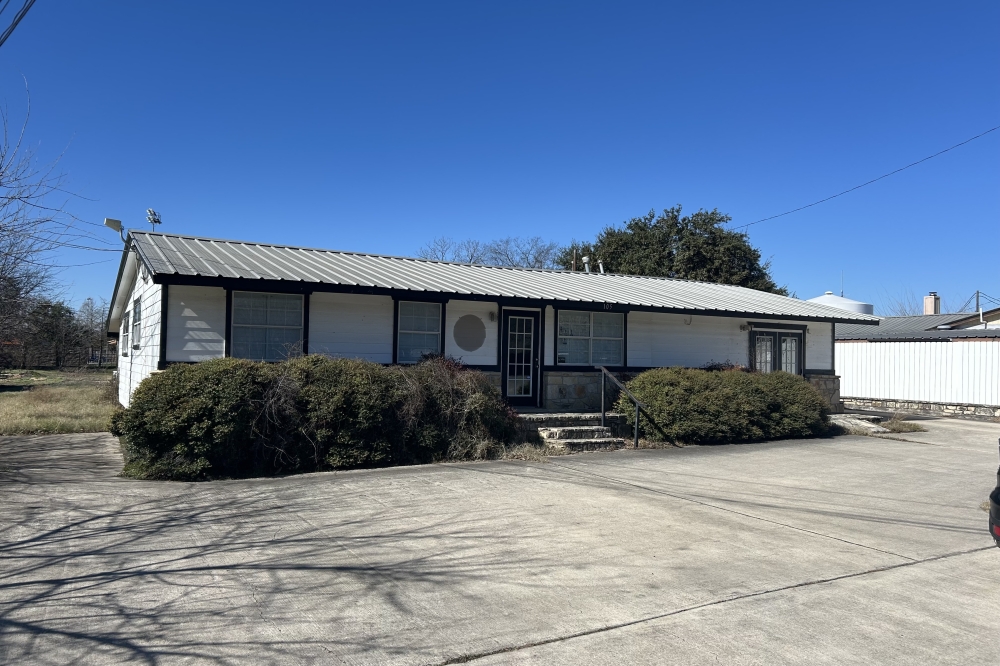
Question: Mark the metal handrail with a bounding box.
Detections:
[598,366,644,448]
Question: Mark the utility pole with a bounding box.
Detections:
[976,290,980,313]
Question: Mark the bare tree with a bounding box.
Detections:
[877,288,975,317]
[0,96,106,347]
[417,237,487,264]
[417,236,561,269]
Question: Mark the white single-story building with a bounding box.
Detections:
[107,231,878,409]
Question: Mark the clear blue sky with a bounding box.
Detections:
[4,1,998,313]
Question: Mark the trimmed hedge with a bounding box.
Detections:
[110,356,529,480]
[615,367,829,445]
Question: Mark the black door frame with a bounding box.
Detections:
[751,330,804,374]
[501,309,541,406]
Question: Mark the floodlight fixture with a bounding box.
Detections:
[104,217,127,242]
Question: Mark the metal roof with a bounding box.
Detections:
[836,328,1000,342]
[125,231,880,323]
[837,313,969,340]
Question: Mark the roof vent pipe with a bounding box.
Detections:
[582,256,591,273]
[597,260,605,274]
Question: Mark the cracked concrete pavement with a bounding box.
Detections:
[1,418,998,665]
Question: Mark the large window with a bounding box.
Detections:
[397,301,441,363]
[231,292,303,361]
[557,311,624,366]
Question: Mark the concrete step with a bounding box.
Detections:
[519,412,624,429]
[538,426,613,440]
[545,438,628,451]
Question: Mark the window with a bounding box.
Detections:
[752,331,801,374]
[397,301,441,363]
[121,311,130,356]
[753,333,773,373]
[131,298,142,350]
[231,292,303,361]
[557,311,624,365]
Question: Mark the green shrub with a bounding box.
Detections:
[111,356,527,480]
[110,358,272,480]
[616,367,828,445]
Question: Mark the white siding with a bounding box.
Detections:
[165,286,226,362]
[309,293,393,363]
[837,339,1000,406]
[444,300,498,365]
[118,273,162,407]
[544,306,554,366]
[627,312,747,368]
[805,321,833,371]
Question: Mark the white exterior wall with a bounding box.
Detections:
[626,313,834,371]
[805,321,833,371]
[444,300,498,365]
[627,312,748,368]
[117,273,162,407]
[165,286,226,362]
[309,293,393,363]
[837,339,1000,406]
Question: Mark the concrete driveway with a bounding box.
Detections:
[1,419,998,665]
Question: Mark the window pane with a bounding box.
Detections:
[133,299,142,323]
[266,327,302,361]
[592,338,622,365]
[558,311,591,337]
[267,294,303,327]
[399,302,441,333]
[233,292,268,325]
[780,336,799,374]
[232,326,267,361]
[557,337,590,364]
[592,312,623,338]
[755,335,773,373]
[398,331,439,363]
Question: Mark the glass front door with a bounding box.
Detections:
[752,331,802,374]
[502,310,540,406]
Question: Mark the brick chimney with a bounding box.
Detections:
[923,291,940,315]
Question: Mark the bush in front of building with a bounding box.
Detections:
[616,367,829,445]
[110,358,273,480]
[110,356,529,480]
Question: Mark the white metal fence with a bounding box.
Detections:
[836,339,1000,407]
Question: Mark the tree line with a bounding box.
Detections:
[418,205,788,295]
[0,99,117,369]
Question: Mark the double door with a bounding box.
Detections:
[753,331,803,374]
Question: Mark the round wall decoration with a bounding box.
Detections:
[454,314,487,352]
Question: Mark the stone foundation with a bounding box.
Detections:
[542,371,603,411]
[805,374,842,414]
[842,397,1000,421]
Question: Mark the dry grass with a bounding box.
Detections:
[880,414,928,433]
[982,500,991,513]
[0,370,118,435]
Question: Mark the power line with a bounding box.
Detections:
[736,124,1000,232]
[0,0,36,50]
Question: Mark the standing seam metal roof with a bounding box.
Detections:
[127,231,880,323]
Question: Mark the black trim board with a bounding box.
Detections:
[747,321,808,330]
[224,289,233,357]
[157,284,168,370]
[150,273,876,325]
